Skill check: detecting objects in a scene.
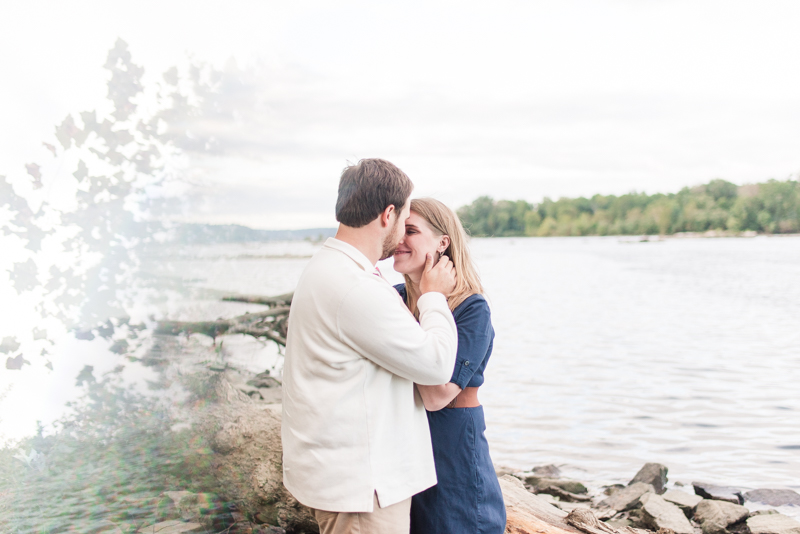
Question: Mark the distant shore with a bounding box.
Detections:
[165,222,800,246]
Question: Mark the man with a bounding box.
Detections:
[282,158,458,533]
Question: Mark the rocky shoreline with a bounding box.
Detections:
[500,462,800,534]
[3,334,798,534]
[99,370,800,534]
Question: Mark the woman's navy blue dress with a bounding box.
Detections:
[395,284,507,534]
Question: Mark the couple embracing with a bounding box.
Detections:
[282,158,506,534]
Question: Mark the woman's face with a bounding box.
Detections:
[393,211,448,276]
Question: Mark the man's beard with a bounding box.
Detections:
[379,217,402,261]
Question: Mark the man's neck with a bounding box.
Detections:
[334,224,381,266]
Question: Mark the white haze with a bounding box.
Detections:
[2,0,800,229]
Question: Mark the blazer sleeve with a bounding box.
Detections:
[337,278,458,385]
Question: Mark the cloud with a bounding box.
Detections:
[3,0,800,228]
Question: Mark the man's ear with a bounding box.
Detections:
[438,235,451,253]
[380,205,396,228]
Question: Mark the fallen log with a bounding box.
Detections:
[155,295,290,345]
[500,475,580,534]
[222,292,293,306]
[499,476,658,534]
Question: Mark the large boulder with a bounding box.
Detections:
[747,513,800,534]
[693,499,749,534]
[190,376,317,534]
[693,482,744,505]
[744,489,800,507]
[629,463,668,494]
[662,489,703,518]
[598,483,655,512]
[639,493,694,534]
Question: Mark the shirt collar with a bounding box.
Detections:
[323,238,376,273]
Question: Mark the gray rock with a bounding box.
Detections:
[593,508,618,521]
[533,464,562,478]
[248,374,281,389]
[539,485,593,503]
[607,519,634,529]
[747,513,800,534]
[693,482,744,505]
[525,475,588,495]
[599,483,656,512]
[190,380,317,533]
[604,484,627,496]
[628,508,646,527]
[662,490,703,518]
[694,499,749,534]
[744,489,800,507]
[630,463,669,494]
[639,493,695,534]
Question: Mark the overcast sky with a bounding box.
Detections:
[2,0,800,229]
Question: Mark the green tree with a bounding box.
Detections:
[457,178,799,237]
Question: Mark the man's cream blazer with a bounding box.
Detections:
[282,238,458,513]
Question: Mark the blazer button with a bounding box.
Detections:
[464,361,470,367]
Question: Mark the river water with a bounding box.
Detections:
[149,235,800,494]
[469,236,800,492]
[4,236,798,502]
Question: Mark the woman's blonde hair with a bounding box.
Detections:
[403,198,484,317]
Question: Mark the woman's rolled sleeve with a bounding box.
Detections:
[450,296,493,389]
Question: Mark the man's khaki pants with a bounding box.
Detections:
[313,493,411,534]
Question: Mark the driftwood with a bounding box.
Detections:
[500,475,579,534]
[499,476,662,534]
[564,506,655,534]
[566,509,619,534]
[222,292,293,307]
[155,293,292,346]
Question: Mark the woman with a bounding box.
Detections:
[392,197,506,534]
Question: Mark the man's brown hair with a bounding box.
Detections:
[335,158,414,228]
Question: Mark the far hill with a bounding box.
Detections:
[171,224,336,244]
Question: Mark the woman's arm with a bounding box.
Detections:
[417,382,462,412]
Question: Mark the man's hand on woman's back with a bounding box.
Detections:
[420,253,457,296]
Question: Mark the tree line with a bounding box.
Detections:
[457,178,800,237]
